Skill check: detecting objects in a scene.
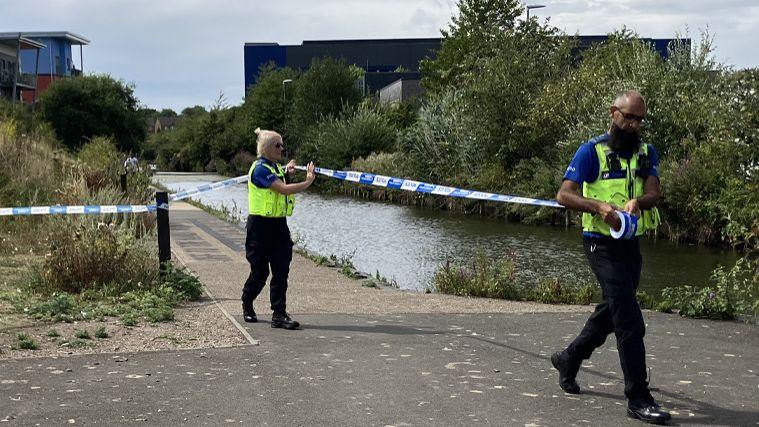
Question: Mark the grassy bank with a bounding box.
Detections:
[0,114,204,351]
[433,250,758,322]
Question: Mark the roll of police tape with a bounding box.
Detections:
[293,165,563,208]
[169,175,249,202]
[609,210,638,240]
[0,204,158,216]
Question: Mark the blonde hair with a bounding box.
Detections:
[254,128,281,157]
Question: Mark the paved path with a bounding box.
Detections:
[1,202,757,426]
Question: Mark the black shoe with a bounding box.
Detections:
[627,402,671,424]
[271,311,300,330]
[551,351,581,394]
[242,303,257,323]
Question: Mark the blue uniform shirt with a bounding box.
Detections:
[251,158,283,189]
[563,133,659,184]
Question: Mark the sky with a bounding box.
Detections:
[1,0,757,111]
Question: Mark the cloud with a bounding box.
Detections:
[0,0,755,110]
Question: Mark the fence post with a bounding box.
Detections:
[119,172,128,193]
[156,191,171,265]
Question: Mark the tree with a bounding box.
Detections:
[290,58,362,126]
[240,64,300,135]
[420,0,524,93]
[38,74,146,152]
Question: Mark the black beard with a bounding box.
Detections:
[609,124,641,152]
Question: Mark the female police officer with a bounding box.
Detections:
[241,128,315,330]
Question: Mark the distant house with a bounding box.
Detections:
[153,116,178,133]
[0,34,45,102]
[145,117,156,134]
[15,31,90,103]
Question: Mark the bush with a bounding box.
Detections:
[38,74,146,152]
[299,103,398,170]
[95,326,109,338]
[659,257,758,320]
[532,278,596,305]
[75,329,92,340]
[15,333,39,350]
[38,219,158,294]
[433,250,523,299]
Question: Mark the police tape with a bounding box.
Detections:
[294,165,563,208]
[169,175,248,202]
[1,164,563,216]
[0,204,159,216]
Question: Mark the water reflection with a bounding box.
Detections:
[155,173,736,293]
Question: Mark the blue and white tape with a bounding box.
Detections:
[0,204,157,216]
[294,165,563,209]
[169,175,248,202]
[610,210,638,240]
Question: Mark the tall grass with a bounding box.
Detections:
[0,111,202,326]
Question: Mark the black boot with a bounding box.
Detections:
[242,302,257,323]
[271,311,299,330]
[627,401,671,424]
[551,351,581,394]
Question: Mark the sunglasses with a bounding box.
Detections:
[615,109,645,123]
[274,143,284,149]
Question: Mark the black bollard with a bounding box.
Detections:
[120,172,127,194]
[155,191,171,265]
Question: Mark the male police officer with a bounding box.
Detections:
[552,91,671,424]
[242,128,315,330]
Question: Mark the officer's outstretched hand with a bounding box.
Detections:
[306,162,316,183]
[598,202,622,231]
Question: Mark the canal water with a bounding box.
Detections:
[155,173,737,294]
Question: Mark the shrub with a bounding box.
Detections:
[94,326,109,338]
[74,329,92,340]
[532,278,596,305]
[15,333,39,350]
[38,74,146,152]
[78,137,123,178]
[38,218,158,294]
[433,250,522,299]
[299,103,398,170]
[659,257,758,320]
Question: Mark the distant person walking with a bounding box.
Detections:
[552,90,670,424]
[241,128,315,330]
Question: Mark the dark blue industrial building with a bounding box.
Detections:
[244,36,688,95]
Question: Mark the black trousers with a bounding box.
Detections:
[241,215,293,313]
[565,237,653,404]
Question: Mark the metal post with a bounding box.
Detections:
[12,35,20,102]
[155,191,171,264]
[33,47,40,103]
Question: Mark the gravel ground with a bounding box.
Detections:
[0,295,247,360]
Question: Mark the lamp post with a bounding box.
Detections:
[526,4,546,20]
[282,79,293,102]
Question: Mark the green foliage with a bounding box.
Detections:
[532,278,596,305]
[47,329,61,338]
[77,137,123,188]
[15,333,39,350]
[38,219,158,294]
[242,64,300,135]
[75,329,92,340]
[659,257,758,320]
[290,57,362,131]
[38,74,146,152]
[433,250,523,299]
[299,103,398,170]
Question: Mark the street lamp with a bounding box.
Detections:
[282,79,293,102]
[526,4,546,20]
